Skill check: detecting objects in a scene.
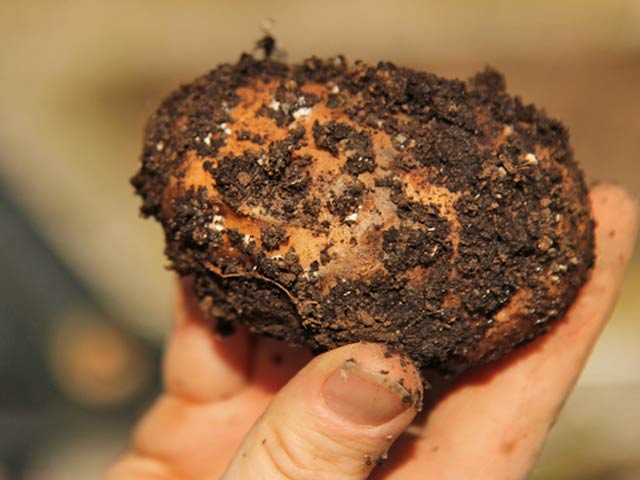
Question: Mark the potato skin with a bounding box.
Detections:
[132,54,594,374]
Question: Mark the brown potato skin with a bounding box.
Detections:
[132,54,594,374]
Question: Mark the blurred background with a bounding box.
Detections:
[0,0,638,478]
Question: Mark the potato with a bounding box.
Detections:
[132,54,594,373]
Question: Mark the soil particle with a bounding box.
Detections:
[260,224,289,251]
[236,129,265,144]
[312,121,377,175]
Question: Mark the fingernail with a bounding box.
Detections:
[322,359,413,426]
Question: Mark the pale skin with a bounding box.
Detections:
[105,184,638,480]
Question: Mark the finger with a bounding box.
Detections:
[381,183,638,480]
[105,282,258,479]
[221,343,423,480]
[104,393,266,479]
[104,455,172,480]
[164,279,252,403]
[250,337,314,392]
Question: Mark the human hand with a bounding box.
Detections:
[105,184,638,479]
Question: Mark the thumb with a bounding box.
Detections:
[221,343,423,480]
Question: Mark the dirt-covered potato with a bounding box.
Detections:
[132,53,594,373]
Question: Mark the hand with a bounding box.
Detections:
[105,184,638,480]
